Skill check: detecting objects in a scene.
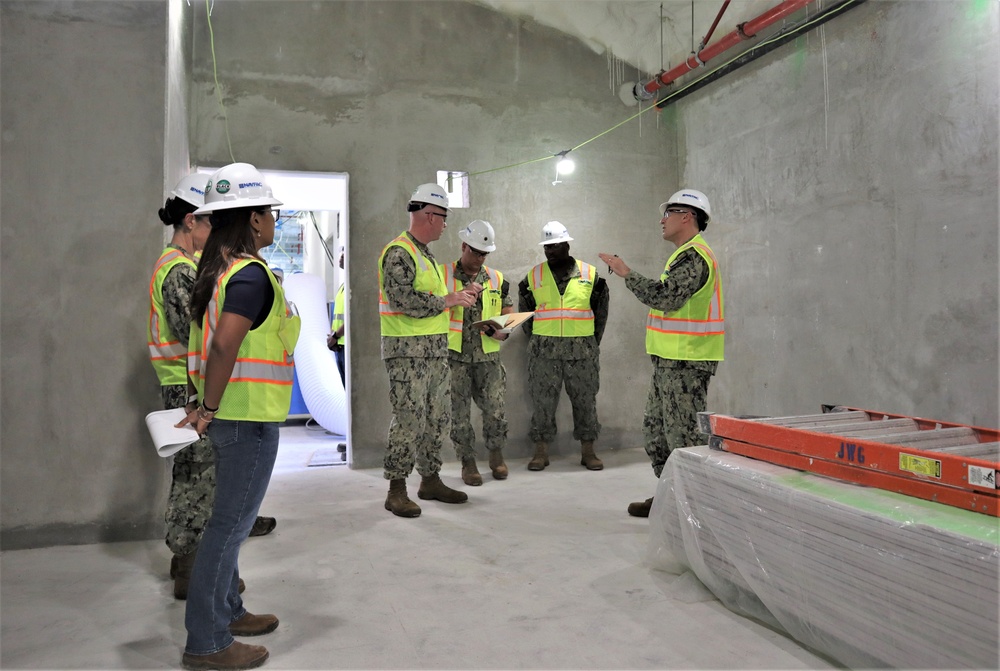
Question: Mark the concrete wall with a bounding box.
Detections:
[184,0,676,469]
[1,1,169,548]
[1,0,996,550]
[670,0,998,425]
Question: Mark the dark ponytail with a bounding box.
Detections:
[158,196,197,228]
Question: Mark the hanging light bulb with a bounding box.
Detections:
[553,150,575,183]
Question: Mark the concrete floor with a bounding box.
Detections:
[0,424,836,670]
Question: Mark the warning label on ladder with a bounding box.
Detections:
[968,465,999,490]
[899,453,942,478]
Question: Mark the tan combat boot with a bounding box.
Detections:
[384,478,421,517]
[527,441,549,471]
[461,458,483,486]
[173,551,197,600]
[580,440,604,470]
[170,554,181,579]
[174,550,246,599]
[417,473,469,503]
[488,449,508,479]
[628,497,654,517]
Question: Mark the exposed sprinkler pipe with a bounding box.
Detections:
[638,0,813,97]
[655,0,866,109]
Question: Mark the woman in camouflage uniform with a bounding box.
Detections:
[148,173,275,601]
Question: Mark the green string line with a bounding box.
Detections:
[468,102,659,177]
[205,0,235,163]
[472,0,860,176]
[197,0,854,180]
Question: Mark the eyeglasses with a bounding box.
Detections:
[662,208,691,218]
[272,209,281,221]
[427,210,448,222]
[468,247,489,258]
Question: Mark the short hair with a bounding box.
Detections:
[695,210,708,231]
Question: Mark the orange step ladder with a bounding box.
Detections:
[698,405,1000,516]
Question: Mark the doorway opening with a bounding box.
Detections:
[198,167,352,466]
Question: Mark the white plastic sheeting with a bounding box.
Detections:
[283,273,347,435]
[649,445,1000,669]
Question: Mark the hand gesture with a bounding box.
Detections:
[598,252,630,277]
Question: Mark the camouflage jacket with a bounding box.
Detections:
[517,257,610,361]
[161,244,197,349]
[625,247,718,374]
[448,263,514,364]
[380,233,449,360]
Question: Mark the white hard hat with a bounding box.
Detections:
[660,188,711,223]
[458,219,496,253]
[539,220,573,246]
[171,172,208,208]
[195,163,282,214]
[408,183,450,211]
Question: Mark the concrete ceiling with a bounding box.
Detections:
[473,0,791,76]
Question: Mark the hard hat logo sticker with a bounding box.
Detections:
[216,180,231,194]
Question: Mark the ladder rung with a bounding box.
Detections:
[932,442,1000,461]
[872,427,976,449]
[750,411,869,427]
[805,419,918,436]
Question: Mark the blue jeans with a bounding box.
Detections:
[184,420,279,655]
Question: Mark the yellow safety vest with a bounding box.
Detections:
[646,234,725,361]
[330,284,346,346]
[148,247,197,385]
[528,260,596,337]
[188,258,301,422]
[378,233,449,337]
[444,263,503,354]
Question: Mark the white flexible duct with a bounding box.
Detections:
[282,273,347,435]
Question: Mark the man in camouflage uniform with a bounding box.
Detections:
[379,183,478,518]
[445,220,514,485]
[600,188,724,517]
[519,221,609,472]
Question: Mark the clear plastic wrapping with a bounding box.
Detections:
[648,445,1000,669]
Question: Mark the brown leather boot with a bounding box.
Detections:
[627,497,654,517]
[384,479,421,518]
[417,473,469,503]
[461,458,483,486]
[230,611,279,636]
[580,440,604,470]
[488,449,508,479]
[527,441,549,471]
[181,641,269,670]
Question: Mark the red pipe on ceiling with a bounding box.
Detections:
[642,0,813,95]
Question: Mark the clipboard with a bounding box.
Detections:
[471,311,534,333]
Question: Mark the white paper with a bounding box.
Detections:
[145,408,200,457]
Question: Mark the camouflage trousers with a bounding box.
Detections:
[384,357,450,480]
[162,385,215,556]
[527,355,600,443]
[644,360,712,478]
[449,358,507,460]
